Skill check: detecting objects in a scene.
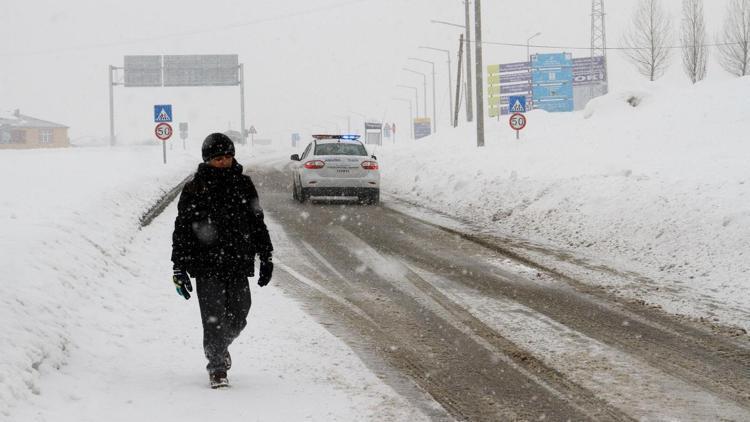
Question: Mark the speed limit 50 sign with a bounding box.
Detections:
[509,113,527,131]
[155,122,173,141]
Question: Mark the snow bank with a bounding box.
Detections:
[0,146,197,417]
[378,76,750,331]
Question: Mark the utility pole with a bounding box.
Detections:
[464,0,474,122]
[474,0,485,147]
[455,34,464,128]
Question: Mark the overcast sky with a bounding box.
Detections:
[0,0,734,145]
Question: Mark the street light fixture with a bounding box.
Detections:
[396,85,419,117]
[409,58,437,133]
[419,46,454,127]
[429,19,464,28]
[526,32,542,62]
[402,68,428,120]
[431,8,473,123]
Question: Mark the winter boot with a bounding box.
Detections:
[209,371,229,389]
[224,351,232,371]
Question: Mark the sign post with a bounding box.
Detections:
[154,104,173,163]
[179,122,188,150]
[155,122,173,164]
[248,125,257,146]
[509,113,527,140]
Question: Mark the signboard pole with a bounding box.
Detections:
[239,64,247,145]
[509,113,526,140]
[155,119,173,164]
[109,65,116,146]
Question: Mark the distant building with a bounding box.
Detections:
[0,109,69,149]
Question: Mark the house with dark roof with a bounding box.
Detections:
[0,109,70,149]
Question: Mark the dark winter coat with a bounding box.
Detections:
[171,160,273,277]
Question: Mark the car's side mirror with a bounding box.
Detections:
[290,154,300,161]
[371,155,377,160]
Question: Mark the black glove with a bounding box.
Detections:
[172,267,193,300]
[258,253,273,287]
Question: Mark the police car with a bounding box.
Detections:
[290,135,380,204]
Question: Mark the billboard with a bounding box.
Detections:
[364,122,383,145]
[124,55,163,87]
[488,55,608,115]
[487,61,532,117]
[163,55,239,87]
[573,56,607,86]
[413,118,431,140]
[531,53,574,113]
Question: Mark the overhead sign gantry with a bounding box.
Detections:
[108,55,247,146]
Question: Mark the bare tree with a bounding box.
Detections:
[622,0,672,81]
[681,0,708,83]
[717,0,750,76]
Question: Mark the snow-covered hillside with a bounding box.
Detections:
[378,76,750,332]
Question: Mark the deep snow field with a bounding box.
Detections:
[1,76,749,420]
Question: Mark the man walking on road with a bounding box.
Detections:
[171,132,274,389]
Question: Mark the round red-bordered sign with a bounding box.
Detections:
[155,122,173,141]
[509,113,527,131]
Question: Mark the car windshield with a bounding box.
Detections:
[314,142,368,156]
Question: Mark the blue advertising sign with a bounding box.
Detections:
[154,104,173,122]
[508,96,526,113]
[531,53,574,113]
[413,118,432,140]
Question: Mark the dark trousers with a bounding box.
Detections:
[196,272,252,374]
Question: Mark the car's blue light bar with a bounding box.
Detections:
[312,134,361,141]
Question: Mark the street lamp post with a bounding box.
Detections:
[430,19,472,122]
[403,68,428,120]
[419,46,453,127]
[526,32,541,63]
[408,58,437,134]
[396,85,419,117]
[392,98,413,140]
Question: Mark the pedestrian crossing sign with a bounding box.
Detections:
[509,96,526,113]
[154,105,173,122]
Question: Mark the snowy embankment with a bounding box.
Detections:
[378,77,750,333]
[0,146,196,417]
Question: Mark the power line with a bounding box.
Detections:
[0,0,372,57]
[474,40,743,51]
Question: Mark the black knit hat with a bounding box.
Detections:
[202,133,235,162]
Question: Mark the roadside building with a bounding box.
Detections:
[0,109,69,149]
